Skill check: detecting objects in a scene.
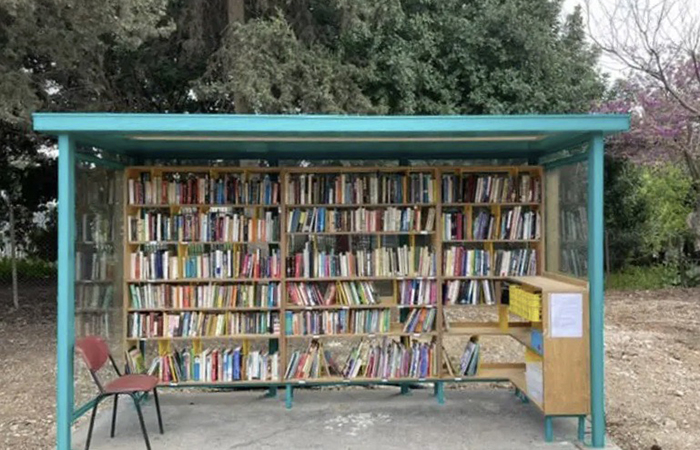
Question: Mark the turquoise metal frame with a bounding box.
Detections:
[35,113,628,450]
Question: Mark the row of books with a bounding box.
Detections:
[343,339,437,379]
[79,213,114,244]
[287,243,436,278]
[129,247,281,280]
[128,172,280,205]
[499,207,541,241]
[286,207,436,233]
[442,248,491,276]
[127,311,280,338]
[76,284,113,309]
[561,207,588,241]
[286,281,377,306]
[129,283,280,309]
[403,309,437,333]
[443,280,496,305]
[441,173,541,203]
[493,249,538,277]
[285,341,340,379]
[149,348,279,383]
[284,310,391,335]
[127,208,280,243]
[284,173,436,205]
[398,280,437,305]
[76,251,113,281]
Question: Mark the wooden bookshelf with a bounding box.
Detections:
[120,164,589,412]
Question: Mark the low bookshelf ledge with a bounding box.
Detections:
[35,112,629,450]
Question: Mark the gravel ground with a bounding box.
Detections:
[0,285,699,450]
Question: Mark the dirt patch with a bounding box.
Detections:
[0,285,698,449]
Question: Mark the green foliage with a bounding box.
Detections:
[605,157,694,269]
[605,264,677,291]
[196,0,605,114]
[0,258,56,281]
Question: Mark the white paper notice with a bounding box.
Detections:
[549,293,583,338]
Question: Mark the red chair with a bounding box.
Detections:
[75,336,163,450]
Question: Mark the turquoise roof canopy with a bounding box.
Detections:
[32,113,629,160]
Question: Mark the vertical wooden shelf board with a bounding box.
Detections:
[542,284,590,415]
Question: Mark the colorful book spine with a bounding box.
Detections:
[441,173,540,203]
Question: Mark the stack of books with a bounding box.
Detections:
[498,207,541,240]
[398,280,437,306]
[493,249,537,276]
[402,309,437,333]
[285,310,391,336]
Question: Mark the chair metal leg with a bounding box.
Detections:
[110,394,118,438]
[85,396,102,450]
[153,388,164,434]
[131,393,152,450]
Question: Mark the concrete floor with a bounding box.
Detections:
[72,387,619,450]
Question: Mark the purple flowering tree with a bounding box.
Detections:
[587,0,700,247]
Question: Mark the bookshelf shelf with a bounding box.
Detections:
[285,304,436,310]
[285,203,436,208]
[441,202,540,207]
[286,276,437,282]
[287,231,433,236]
[443,239,539,244]
[126,334,280,341]
[285,331,438,339]
[127,203,280,208]
[127,307,280,312]
[128,241,281,245]
[126,278,280,283]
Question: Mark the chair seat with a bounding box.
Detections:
[104,374,159,394]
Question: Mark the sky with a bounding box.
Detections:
[562,0,628,80]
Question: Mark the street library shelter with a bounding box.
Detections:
[33,113,629,450]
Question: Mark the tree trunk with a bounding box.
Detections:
[9,200,19,309]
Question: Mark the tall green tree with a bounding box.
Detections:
[197,1,605,114]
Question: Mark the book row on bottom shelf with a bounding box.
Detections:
[124,335,483,384]
[129,282,281,309]
[127,311,280,338]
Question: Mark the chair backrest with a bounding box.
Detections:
[75,336,111,372]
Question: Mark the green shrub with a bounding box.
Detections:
[605,265,677,290]
[0,258,57,280]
